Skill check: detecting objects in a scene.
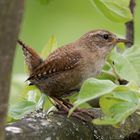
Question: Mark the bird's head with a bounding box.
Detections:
[79,29,131,57]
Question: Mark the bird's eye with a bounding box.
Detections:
[103,34,109,40]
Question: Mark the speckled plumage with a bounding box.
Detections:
[18,29,128,98]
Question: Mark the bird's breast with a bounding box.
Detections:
[81,55,105,81]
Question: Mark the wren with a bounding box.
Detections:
[18,29,129,120]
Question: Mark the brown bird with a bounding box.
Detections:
[18,29,129,120]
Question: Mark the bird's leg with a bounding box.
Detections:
[56,88,80,108]
[51,97,69,111]
[48,97,71,115]
[58,98,73,108]
[76,108,95,119]
[58,98,94,118]
[52,97,89,121]
[36,93,46,110]
[52,89,94,118]
[51,97,94,122]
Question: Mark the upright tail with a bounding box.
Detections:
[17,40,43,74]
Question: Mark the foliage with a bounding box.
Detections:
[91,0,132,22]
[68,78,117,116]
[93,85,140,126]
[110,46,140,84]
[70,45,140,126]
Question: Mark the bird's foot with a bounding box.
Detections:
[51,97,94,122]
[76,108,95,119]
[71,111,94,122]
[54,109,94,122]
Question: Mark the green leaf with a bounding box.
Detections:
[41,36,58,59]
[93,116,117,125]
[110,46,140,85]
[93,88,140,125]
[112,86,140,103]
[126,81,140,92]
[69,78,117,116]
[97,70,116,82]
[102,61,112,71]
[8,101,36,120]
[91,0,132,22]
[27,90,37,102]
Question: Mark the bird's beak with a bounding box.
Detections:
[116,38,132,44]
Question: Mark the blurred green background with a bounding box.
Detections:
[13,0,140,74]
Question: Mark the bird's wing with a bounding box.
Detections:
[28,45,82,80]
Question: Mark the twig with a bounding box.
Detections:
[125,0,136,47]
[111,62,128,85]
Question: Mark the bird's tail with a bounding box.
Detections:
[17,40,43,74]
